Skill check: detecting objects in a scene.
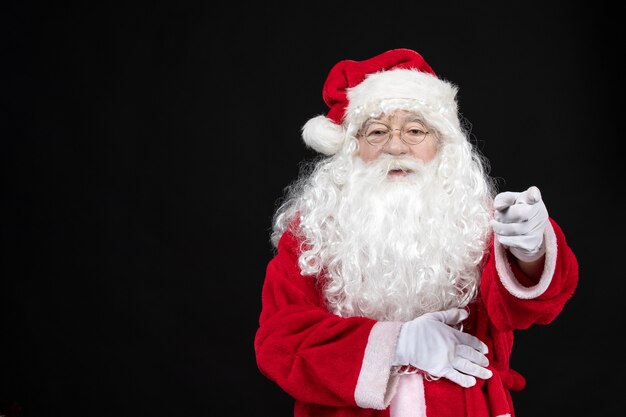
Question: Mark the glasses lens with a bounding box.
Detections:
[362,123,428,146]
[365,127,391,145]
[402,128,427,145]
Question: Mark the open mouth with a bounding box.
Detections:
[388,168,412,176]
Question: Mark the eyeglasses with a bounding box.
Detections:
[359,121,430,146]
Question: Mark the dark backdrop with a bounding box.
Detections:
[3,2,622,416]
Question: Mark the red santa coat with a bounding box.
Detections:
[254,218,578,417]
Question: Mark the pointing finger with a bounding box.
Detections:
[514,186,542,205]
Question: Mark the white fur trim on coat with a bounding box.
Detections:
[494,221,558,299]
[355,321,403,410]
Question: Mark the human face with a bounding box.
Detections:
[357,110,438,170]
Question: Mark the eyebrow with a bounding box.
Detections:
[363,116,427,127]
[404,116,425,124]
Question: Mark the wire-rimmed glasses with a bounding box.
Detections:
[359,121,430,147]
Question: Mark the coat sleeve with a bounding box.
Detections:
[480,217,579,331]
[254,229,402,409]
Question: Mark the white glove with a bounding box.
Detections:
[490,186,549,263]
[392,308,492,388]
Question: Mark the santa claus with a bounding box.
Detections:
[254,48,578,417]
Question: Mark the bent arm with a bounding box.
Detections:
[254,230,402,409]
[481,218,579,331]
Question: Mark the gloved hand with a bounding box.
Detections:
[490,185,549,263]
[392,308,492,388]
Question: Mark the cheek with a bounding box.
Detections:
[411,143,438,162]
[358,145,379,162]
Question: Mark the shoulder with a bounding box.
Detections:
[275,215,305,256]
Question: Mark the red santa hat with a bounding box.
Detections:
[302,48,461,155]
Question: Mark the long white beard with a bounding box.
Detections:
[273,145,494,322]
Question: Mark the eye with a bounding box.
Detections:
[365,124,390,137]
[368,129,388,136]
[404,125,427,136]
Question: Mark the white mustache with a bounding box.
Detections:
[380,156,426,173]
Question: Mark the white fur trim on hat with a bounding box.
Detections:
[345,69,459,130]
[301,115,345,156]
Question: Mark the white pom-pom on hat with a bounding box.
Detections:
[301,115,345,156]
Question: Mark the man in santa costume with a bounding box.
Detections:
[254,48,578,417]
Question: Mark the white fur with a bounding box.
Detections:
[301,115,345,155]
[272,130,495,321]
[302,69,461,156]
[346,69,459,132]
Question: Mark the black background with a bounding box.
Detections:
[3,1,623,416]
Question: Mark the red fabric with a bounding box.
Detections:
[481,219,580,332]
[254,218,579,417]
[254,229,377,408]
[322,49,437,124]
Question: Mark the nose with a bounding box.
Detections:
[383,129,409,155]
